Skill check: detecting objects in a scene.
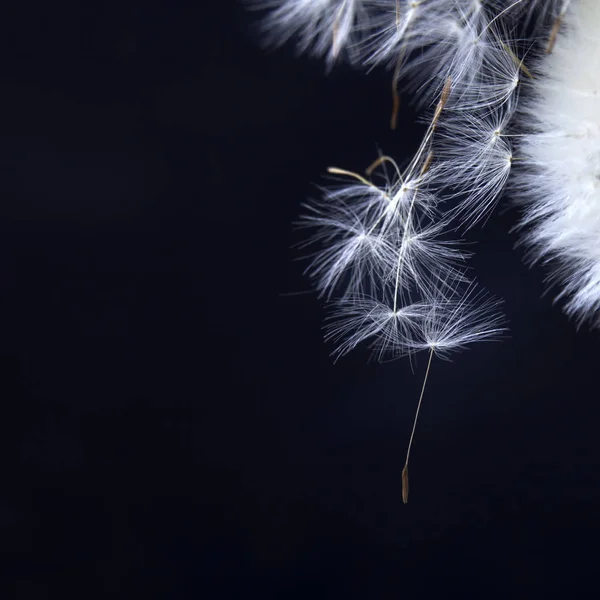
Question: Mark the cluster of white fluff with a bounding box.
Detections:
[250,0,588,358]
[513,0,600,327]
[297,92,508,362]
[252,0,518,360]
[249,0,591,502]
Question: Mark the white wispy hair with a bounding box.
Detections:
[442,26,523,112]
[433,102,516,228]
[509,0,571,32]
[249,0,370,67]
[513,0,600,326]
[300,176,471,301]
[324,296,429,361]
[405,279,506,359]
[407,2,513,107]
[358,0,464,68]
[324,280,505,362]
[298,189,398,299]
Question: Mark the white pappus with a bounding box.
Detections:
[514,0,600,327]
[247,0,581,502]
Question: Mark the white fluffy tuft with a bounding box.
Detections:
[514,0,600,325]
[250,0,370,67]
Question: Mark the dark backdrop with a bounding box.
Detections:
[0,1,599,598]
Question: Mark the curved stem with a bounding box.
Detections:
[402,346,435,504]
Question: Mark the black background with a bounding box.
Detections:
[1,1,599,597]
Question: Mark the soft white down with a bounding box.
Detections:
[516,0,600,326]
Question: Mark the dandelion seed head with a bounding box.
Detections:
[514,0,600,326]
